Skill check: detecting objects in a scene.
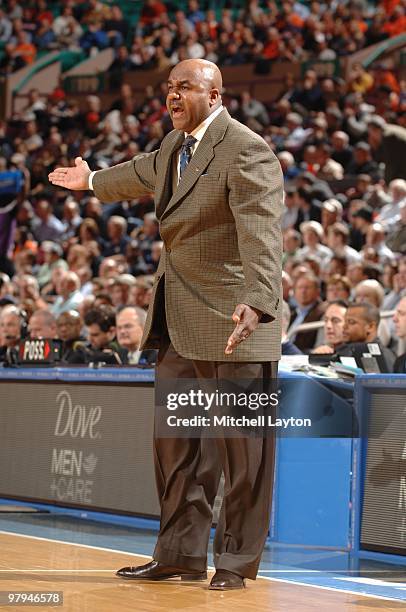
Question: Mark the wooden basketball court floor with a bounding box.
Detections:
[0,511,405,611]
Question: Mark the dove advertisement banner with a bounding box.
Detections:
[0,380,160,517]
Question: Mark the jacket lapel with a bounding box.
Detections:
[160,109,230,221]
[155,130,184,220]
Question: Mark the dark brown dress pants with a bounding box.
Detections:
[153,338,277,580]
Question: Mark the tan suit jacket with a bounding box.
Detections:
[93,109,283,361]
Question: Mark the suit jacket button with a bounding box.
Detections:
[167,248,171,253]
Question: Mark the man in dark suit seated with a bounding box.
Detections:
[393,296,406,373]
[288,272,325,352]
[281,300,302,355]
[61,306,122,365]
[336,302,395,372]
[116,305,156,365]
[56,310,85,363]
[0,305,24,362]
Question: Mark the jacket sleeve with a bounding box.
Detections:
[228,137,283,320]
[92,150,159,202]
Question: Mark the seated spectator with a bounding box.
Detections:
[302,255,321,279]
[103,215,130,256]
[368,115,406,183]
[16,273,48,309]
[40,263,68,303]
[321,199,343,233]
[351,206,374,248]
[132,213,160,262]
[240,91,269,131]
[326,275,352,302]
[128,276,154,310]
[52,6,83,48]
[125,239,149,277]
[325,255,347,279]
[149,241,162,273]
[281,300,302,356]
[56,310,85,363]
[34,18,57,51]
[345,142,380,179]
[139,0,167,27]
[13,30,37,66]
[289,69,325,113]
[354,279,391,346]
[109,274,135,308]
[312,300,348,354]
[116,305,156,365]
[281,187,299,231]
[331,130,353,171]
[76,265,93,297]
[284,113,311,153]
[282,270,293,304]
[31,199,65,244]
[64,305,121,364]
[295,186,322,225]
[327,223,361,265]
[0,305,24,360]
[387,199,406,255]
[282,228,301,266]
[288,272,325,352]
[336,303,395,371]
[382,256,406,310]
[277,151,300,182]
[297,221,332,265]
[50,271,83,317]
[80,21,109,53]
[28,309,57,339]
[365,223,395,264]
[0,9,12,45]
[93,292,112,308]
[104,5,128,48]
[315,143,344,182]
[393,296,406,372]
[0,273,11,301]
[98,256,121,280]
[13,225,38,256]
[61,199,82,241]
[378,179,406,233]
[66,244,92,273]
[36,241,68,288]
[348,63,374,94]
[78,294,96,320]
[83,196,107,238]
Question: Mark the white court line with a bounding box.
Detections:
[0,530,403,603]
[259,569,406,574]
[0,569,404,575]
[0,570,119,573]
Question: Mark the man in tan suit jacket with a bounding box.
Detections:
[49,59,283,590]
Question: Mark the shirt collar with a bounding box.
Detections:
[296,302,316,315]
[185,105,224,143]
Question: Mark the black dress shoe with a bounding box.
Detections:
[209,569,246,590]
[116,560,207,581]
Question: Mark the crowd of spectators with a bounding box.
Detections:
[0,0,406,370]
[0,0,406,75]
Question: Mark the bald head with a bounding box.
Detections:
[173,59,222,90]
[167,59,222,133]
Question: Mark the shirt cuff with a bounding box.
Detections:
[88,170,96,190]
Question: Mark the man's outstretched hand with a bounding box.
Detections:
[225,304,262,355]
[48,157,91,190]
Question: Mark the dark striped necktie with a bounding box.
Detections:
[179,135,197,178]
